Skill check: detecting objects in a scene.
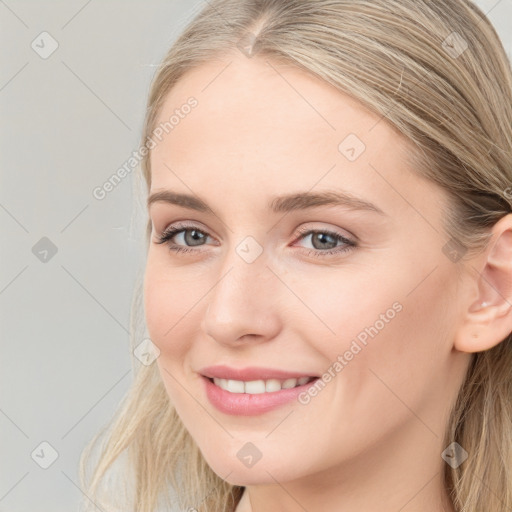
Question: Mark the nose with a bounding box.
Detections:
[200,251,282,347]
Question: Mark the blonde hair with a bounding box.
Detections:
[79,1,512,510]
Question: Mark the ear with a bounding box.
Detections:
[454,213,512,353]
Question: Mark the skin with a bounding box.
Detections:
[143,52,512,512]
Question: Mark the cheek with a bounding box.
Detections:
[143,259,205,414]
[284,263,406,353]
[294,256,456,417]
[329,265,456,435]
[143,256,200,357]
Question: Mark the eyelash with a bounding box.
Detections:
[155,222,357,258]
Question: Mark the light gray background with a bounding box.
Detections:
[0,1,510,511]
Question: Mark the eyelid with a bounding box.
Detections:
[156,220,214,239]
[294,224,356,243]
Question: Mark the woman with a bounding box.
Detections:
[80,1,512,511]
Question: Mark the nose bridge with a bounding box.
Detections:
[201,239,281,343]
[208,241,270,316]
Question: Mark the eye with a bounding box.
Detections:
[155,223,357,258]
[155,222,213,254]
[292,226,356,257]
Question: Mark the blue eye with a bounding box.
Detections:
[155,223,356,257]
[293,227,356,257]
[156,224,211,254]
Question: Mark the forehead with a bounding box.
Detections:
[148,54,438,219]
[152,53,402,156]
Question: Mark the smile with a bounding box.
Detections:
[211,376,315,394]
[200,370,320,415]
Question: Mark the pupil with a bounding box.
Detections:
[314,233,336,249]
[186,229,204,246]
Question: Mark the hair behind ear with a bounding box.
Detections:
[445,337,512,511]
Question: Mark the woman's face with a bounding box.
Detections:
[143,54,472,488]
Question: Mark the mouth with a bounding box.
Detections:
[199,366,321,415]
[197,365,319,416]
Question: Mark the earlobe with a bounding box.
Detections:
[453,213,512,354]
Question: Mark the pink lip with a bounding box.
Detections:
[199,365,318,381]
[198,365,319,416]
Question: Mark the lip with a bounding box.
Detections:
[198,365,319,416]
[199,365,318,381]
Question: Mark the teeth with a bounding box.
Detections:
[265,379,282,392]
[212,377,313,394]
[226,379,244,393]
[282,378,298,389]
[245,380,266,394]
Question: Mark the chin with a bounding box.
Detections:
[217,466,290,487]
[200,447,306,487]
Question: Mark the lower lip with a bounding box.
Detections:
[202,376,318,416]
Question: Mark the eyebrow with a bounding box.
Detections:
[147,190,386,216]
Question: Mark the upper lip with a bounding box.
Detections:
[199,365,319,381]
